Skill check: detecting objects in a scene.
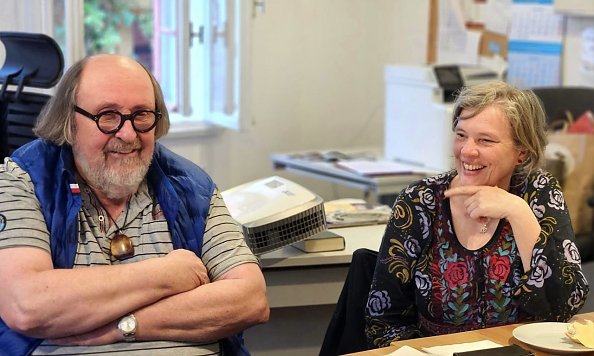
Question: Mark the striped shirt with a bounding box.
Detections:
[0,158,259,355]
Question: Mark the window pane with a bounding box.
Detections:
[160,1,176,28]
[210,0,229,114]
[154,0,180,112]
[160,34,178,108]
[53,0,154,68]
[53,0,66,51]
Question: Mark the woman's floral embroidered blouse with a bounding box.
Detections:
[365,170,589,348]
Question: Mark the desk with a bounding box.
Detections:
[347,312,594,356]
[260,224,386,308]
[243,224,386,355]
[271,153,428,204]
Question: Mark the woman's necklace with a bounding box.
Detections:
[98,197,135,260]
[479,217,490,234]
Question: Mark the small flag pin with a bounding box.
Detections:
[70,184,80,194]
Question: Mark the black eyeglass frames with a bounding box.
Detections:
[74,105,162,134]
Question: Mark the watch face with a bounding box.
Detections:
[119,315,136,333]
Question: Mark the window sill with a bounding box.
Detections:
[163,118,224,140]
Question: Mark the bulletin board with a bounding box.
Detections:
[427,0,568,89]
[427,0,438,64]
[426,0,509,65]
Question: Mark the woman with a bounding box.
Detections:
[364,81,589,348]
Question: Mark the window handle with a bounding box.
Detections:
[189,22,204,46]
[254,0,266,16]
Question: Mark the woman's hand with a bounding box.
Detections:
[445,185,540,271]
[444,185,523,220]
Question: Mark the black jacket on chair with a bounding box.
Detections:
[320,248,378,356]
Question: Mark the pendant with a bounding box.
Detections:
[111,234,134,260]
[479,224,488,234]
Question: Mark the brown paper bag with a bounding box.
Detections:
[546,132,594,234]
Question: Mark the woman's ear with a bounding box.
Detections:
[517,149,528,164]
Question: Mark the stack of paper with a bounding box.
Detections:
[335,160,426,176]
[324,198,391,228]
[387,340,504,355]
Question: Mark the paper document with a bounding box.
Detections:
[422,340,503,356]
[336,160,426,177]
[324,199,391,228]
[437,0,481,65]
[386,345,426,355]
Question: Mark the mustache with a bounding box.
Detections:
[104,138,142,153]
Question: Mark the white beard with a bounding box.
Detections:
[73,139,152,200]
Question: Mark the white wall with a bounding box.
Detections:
[1,0,430,199]
[160,0,429,199]
[563,16,594,87]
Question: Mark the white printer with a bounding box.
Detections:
[383,64,499,172]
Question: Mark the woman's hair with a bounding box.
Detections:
[33,56,170,145]
[451,80,547,177]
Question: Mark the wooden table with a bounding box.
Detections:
[347,312,594,355]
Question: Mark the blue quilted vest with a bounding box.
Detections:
[0,140,248,355]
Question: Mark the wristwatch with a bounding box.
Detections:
[117,313,137,342]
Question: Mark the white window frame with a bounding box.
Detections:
[25,0,252,133]
[154,0,252,131]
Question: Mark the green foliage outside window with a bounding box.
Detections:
[83,0,153,54]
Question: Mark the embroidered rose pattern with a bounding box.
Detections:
[419,188,436,210]
[527,250,552,288]
[563,240,581,264]
[531,203,545,219]
[547,189,565,210]
[367,290,392,317]
[488,255,511,283]
[415,271,431,297]
[444,261,469,289]
[404,237,420,258]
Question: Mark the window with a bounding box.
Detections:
[50,0,251,131]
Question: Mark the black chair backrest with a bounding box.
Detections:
[531,86,594,125]
[0,32,64,159]
[320,248,378,355]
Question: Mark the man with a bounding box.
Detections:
[0,54,269,355]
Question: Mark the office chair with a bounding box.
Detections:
[531,86,594,262]
[0,32,64,159]
[531,87,594,124]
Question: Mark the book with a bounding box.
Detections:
[292,230,345,253]
[453,344,534,356]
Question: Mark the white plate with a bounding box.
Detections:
[512,322,594,354]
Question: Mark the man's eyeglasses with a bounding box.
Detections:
[74,106,162,134]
